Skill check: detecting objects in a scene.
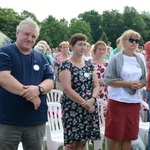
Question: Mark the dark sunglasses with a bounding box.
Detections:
[128,38,140,44]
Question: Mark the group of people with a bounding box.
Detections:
[0,17,149,150]
[58,30,147,150]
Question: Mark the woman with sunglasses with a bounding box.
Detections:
[104,29,146,150]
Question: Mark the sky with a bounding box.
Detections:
[0,0,150,22]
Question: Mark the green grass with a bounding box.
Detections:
[58,145,94,150]
[58,142,148,150]
[58,142,105,150]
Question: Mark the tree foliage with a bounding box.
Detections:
[38,15,70,48]
[0,7,22,42]
[21,10,39,23]
[68,18,93,44]
[78,10,102,43]
[101,10,124,47]
[1,6,150,48]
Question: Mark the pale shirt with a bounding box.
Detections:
[82,54,92,61]
[108,55,142,103]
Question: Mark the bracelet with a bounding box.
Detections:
[81,100,87,106]
[92,97,97,103]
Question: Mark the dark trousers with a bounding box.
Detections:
[0,123,46,150]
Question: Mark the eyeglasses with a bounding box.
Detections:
[128,38,140,44]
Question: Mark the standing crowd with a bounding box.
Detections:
[0,17,149,150]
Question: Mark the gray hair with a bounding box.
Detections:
[16,17,40,37]
[34,44,46,54]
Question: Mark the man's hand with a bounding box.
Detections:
[29,97,41,110]
[20,85,40,100]
[20,85,41,110]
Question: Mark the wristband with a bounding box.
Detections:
[92,97,97,103]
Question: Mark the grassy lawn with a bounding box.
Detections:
[58,142,148,150]
[58,141,105,150]
[58,144,95,150]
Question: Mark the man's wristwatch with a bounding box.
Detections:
[38,85,44,94]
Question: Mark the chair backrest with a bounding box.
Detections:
[96,98,107,127]
[140,100,149,123]
[47,89,63,103]
[47,102,63,137]
[141,100,149,110]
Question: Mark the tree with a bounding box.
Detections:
[123,6,147,45]
[38,15,69,48]
[78,10,102,43]
[1,7,150,47]
[141,11,150,42]
[0,7,22,42]
[100,32,108,43]
[101,10,124,48]
[68,18,93,44]
[21,10,39,23]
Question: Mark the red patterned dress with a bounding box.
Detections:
[92,60,108,101]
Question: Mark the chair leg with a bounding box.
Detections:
[86,141,89,150]
[63,146,65,150]
[105,138,109,150]
[42,141,47,150]
[94,140,102,150]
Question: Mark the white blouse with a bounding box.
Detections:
[108,54,143,103]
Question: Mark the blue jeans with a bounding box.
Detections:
[146,90,150,121]
[148,114,150,150]
[146,90,150,149]
[0,123,46,150]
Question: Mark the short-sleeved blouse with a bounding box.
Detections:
[58,59,100,145]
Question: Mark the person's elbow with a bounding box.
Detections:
[0,71,10,86]
[62,85,72,95]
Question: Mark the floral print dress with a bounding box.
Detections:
[58,60,100,145]
[92,60,108,101]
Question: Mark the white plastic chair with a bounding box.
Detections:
[47,89,63,103]
[140,87,148,122]
[139,100,149,146]
[46,102,64,150]
[43,101,89,150]
[17,142,23,150]
[131,135,145,150]
[94,98,108,150]
[43,89,63,149]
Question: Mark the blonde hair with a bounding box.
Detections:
[57,41,69,52]
[120,29,140,41]
[59,41,69,48]
[91,41,107,56]
[116,37,121,45]
[86,42,90,47]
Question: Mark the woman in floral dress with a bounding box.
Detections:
[91,41,108,101]
[58,33,100,150]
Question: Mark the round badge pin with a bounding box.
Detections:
[84,72,90,78]
[33,64,40,71]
